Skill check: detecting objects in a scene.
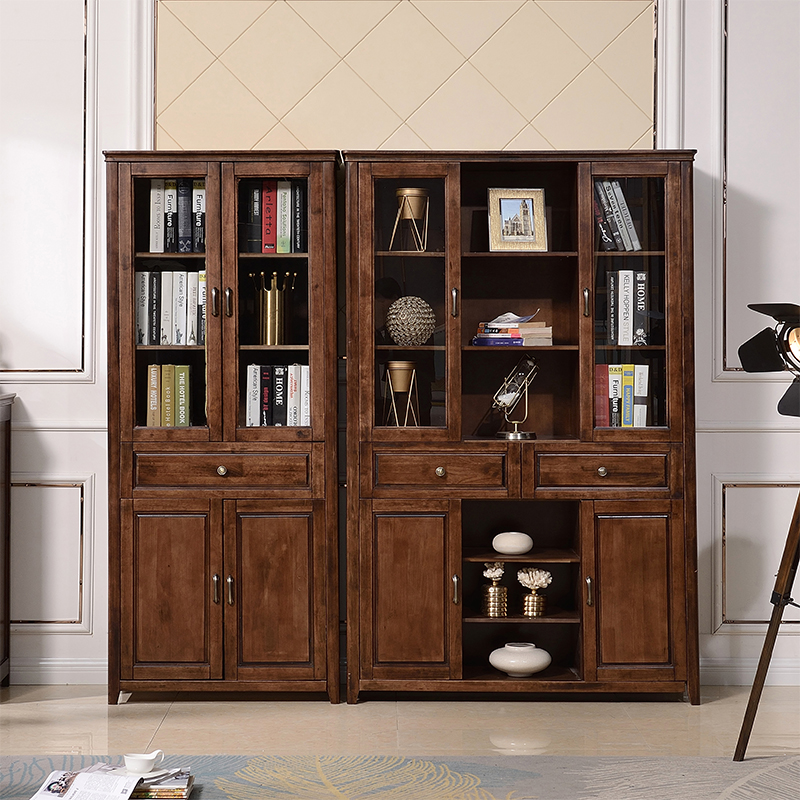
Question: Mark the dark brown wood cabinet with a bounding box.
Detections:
[344,151,699,703]
[106,152,339,703]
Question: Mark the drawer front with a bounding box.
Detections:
[374,453,506,490]
[134,453,311,489]
[537,454,667,488]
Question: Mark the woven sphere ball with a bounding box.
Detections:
[385,296,436,346]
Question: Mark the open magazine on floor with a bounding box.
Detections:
[29,763,194,800]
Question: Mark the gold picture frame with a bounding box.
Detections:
[488,188,547,252]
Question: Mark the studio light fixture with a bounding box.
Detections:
[738,303,800,416]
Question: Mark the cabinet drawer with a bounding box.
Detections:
[134,452,311,489]
[374,452,507,490]
[537,454,667,488]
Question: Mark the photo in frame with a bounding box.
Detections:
[488,188,547,252]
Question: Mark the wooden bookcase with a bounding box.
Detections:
[105,152,339,703]
[344,151,699,704]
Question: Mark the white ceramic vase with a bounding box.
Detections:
[492,531,533,555]
[489,642,551,677]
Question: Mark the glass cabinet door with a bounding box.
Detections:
[591,170,671,437]
[367,167,454,440]
[127,164,220,441]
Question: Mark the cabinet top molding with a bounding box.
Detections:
[342,150,697,162]
[103,150,340,163]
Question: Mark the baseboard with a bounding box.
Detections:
[701,657,800,686]
[10,658,107,685]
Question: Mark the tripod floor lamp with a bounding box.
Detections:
[734,303,800,761]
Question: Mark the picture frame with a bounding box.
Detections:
[488,188,547,252]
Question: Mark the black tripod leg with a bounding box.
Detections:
[733,490,800,761]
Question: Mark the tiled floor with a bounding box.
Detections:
[1,685,799,758]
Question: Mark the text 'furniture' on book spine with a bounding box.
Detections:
[164,179,178,253]
[608,364,622,426]
[192,180,205,253]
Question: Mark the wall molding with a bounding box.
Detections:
[701,657,800,686]
[9,658,107,685]
[655,0,685,148]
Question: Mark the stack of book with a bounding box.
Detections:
[135,270,206,347]
[593,179,641,252]
[245,363,310,426]
[605,269,649,346]
[471,312,553,347]
[150,178,205,254]
[146,365,191,427]
[241,179,307,254]
[595,363,649,427]
[132,770,194,800]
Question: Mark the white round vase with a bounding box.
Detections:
[489,642,551,677]
[492,531,533,555]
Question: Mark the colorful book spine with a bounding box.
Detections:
[287,364,301,425]
[149,179,165,253]
[161,364,175,426]
[272,365,287,426]
[147,364,160,426]
[164,179,178,253]
[172,271,187,346]
[276,180,292,253]
[186,271,199,346]
[192,180,205,253]
[608,364,623,426]
[135,271,150,346]
[617,269,634,347]
[300,364,310,426]
[471,336,525,346]
[260,365,274,426]
[159,271,173,345]
[634,363,650,427]
[621,363,635,427]
[595,364,610,427]
[633,270,649,345]
[177,178,193,253]
[175,365,190,427]
[197,270,207,346]
[261,180,277,253]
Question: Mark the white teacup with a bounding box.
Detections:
[123,750,164,774]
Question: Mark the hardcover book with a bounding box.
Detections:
[272,364,287,426]
[300,364,310,426]
[186,271,199,346]
[602,180,633,251]
[164,179,178,253]
[287,363,302,425]
[593,195,616,251]
[243,180,261,253]
[621,363,635,427]
[172,271,187,346]
[177,178,193,253]
[292,179,307,252]
[634,363,650,427]
[159,271,173,345]
[148,272,161,346]
[608,364,623,426]
[606,270,618,345]
[617,269,634,347]
[161,364,175,427]
[149,179,165,253]
[135,271,150,346]
[633,270,649,345]
[260,365,274,426]
[261,179,277,253]
[245,363,260,427]
[595,364,610,427]
[276,180,292,254]
[192,179,205,253]
[197,271,207,346]
[147,364,160,427]
[594,181,624,251]
[611,180,642,251]
[175,364,190,427]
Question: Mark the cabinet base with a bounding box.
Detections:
[114,679,339,704]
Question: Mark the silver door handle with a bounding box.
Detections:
[227,575,235,606]
[211,287,220,317]
[452,574,459,604]
[212,574,220,604]
[586,576,594,607]
[583,287,591,317]
[451,288,458,318]
[225,287,233,317]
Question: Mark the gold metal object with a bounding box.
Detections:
[388,188,429,251]
[227,575,235,606]
[251,271,296,345]
[585,576,594,606]
[217,465,228,476]
[523,591,546,617]
[452,574,459,604]
[482,581,508,617]
[493,357,539,440]
[211,287,220,317]
[383,360,420,426]
[225,287,233,317]
[435,466,446,477]
[597,466,608,477]
[212,574,220,604]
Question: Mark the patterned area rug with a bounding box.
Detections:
[2,754,799,800]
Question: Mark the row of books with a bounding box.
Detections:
[146,364,191,427]
[595,363,649,427]
[471,320,553,347]
[149,178,205,254]
[606,269,648,346]
[246,363,310,426]
[593,179,642,252]
[135,271,206,346]
[241,179,307,254]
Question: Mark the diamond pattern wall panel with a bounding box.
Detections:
[156,0,655,151]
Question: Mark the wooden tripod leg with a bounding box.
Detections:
[733,489,800,761]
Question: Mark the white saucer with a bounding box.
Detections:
[121,768,169,779]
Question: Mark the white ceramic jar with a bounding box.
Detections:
[489,642,551,677]
[492,531,533,555]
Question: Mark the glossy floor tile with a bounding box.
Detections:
[1,685,799,759]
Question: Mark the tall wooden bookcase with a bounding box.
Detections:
[344,151,700,704]
[105,152,339,703]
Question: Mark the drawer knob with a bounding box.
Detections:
[217,465,228,476]
[597,466,608,477]
[435,466,446,478]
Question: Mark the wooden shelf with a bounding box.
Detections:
[463,547,579,563]
[463,609,580,624]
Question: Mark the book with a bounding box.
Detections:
[594,181,624,251]
[245,363,260,427]
[276,180,292,253]
[606,270,618,344]
[27,768,143,800]
[244,180,261,253]
[197,270,207,346]
[147,364,160,426]
[261,179,277,252]
[300,364,310,425]
[621,363,635,427]
[633,270,649,345]
[611,179,642,251]
[164,179,178,252]
[135,271,150,345]
[177,178,193,253]
[634,363,650,427]
[131,769,194,799]
[602,180,633,251]
[260,365,274,426]
[595,364,610,427]
[608,364,623,426]
[159,271,173,345]
[617,269,634,347]
[172,271,187,346]
[69,763,195,800]
[292,179,307,252]
[186,271,199,346]
[287,363,302,425]
[471,336,526,346]
[175,365,190,427]
[272,364,287,426]
[192,179,205,252]
[593,194,616,251]
[161,364,175,426]
[149,179,165,253]
[148,272,161,345]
